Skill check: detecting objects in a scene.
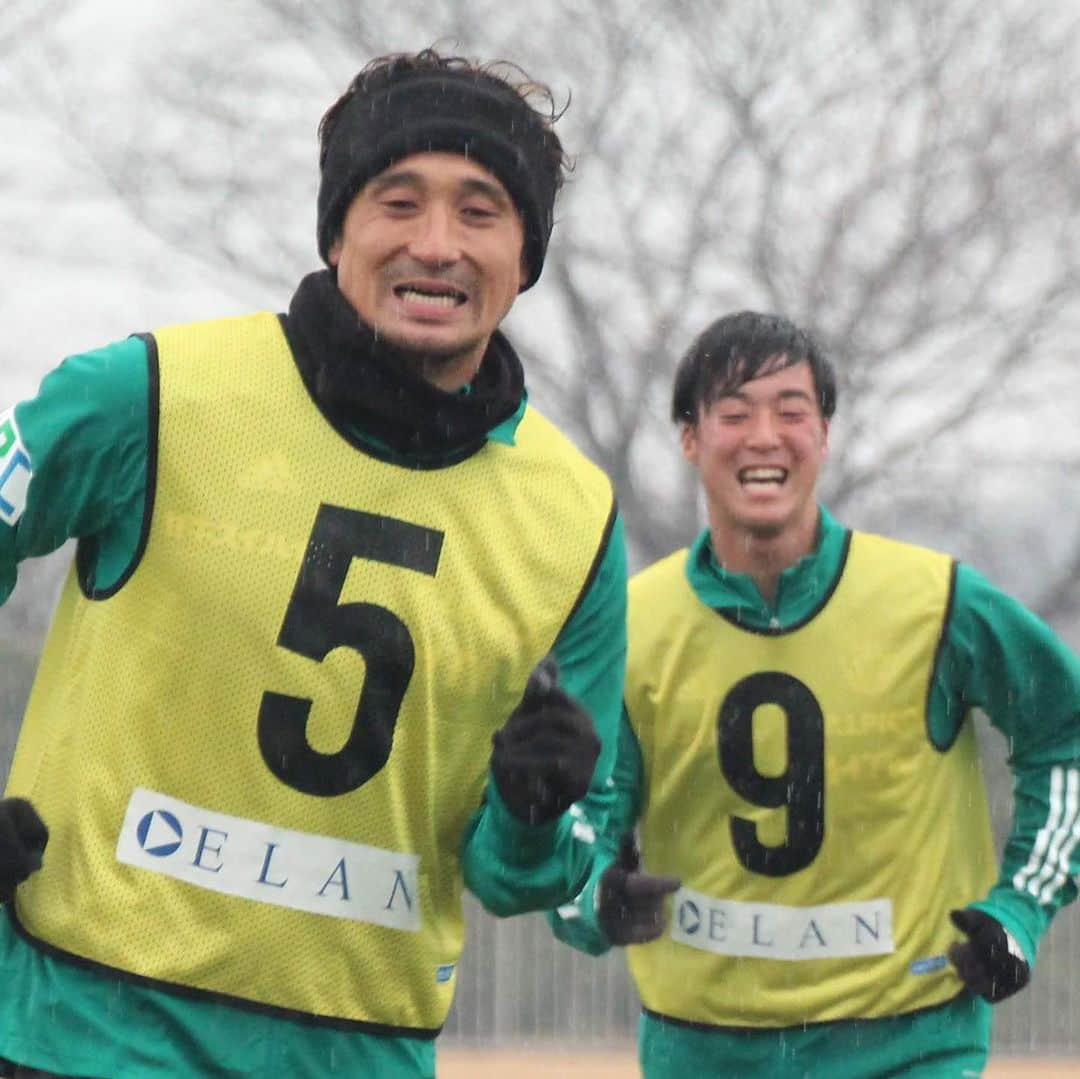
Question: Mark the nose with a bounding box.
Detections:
[746,408,780,448]
[407,205,460,266]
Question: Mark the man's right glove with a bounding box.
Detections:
[0,797,49,904]
[597,834,681,946]
[491,656,601,826]
[948,907,1031,1003]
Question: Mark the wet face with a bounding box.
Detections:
[328,152,527,385]
[681,359,829,543]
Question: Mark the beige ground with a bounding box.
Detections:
[438,1048,1080,1078]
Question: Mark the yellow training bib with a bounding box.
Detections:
[8,312,614,1033]
[626,533,996,1027]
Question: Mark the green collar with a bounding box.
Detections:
[684,505,849,630]
[486,391,527,446]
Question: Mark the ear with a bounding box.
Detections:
[680,421,699,465]
[518,250,529,291]
[820,417,830,458]
[327,236,342,267]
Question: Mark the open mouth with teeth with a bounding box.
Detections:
[393,284,467,309]
[738,467,788,487]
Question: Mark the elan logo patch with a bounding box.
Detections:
[671,886,894,960]
[117,787,421,931]
[0,409,32,526]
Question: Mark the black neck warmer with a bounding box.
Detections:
[282,270,525,464]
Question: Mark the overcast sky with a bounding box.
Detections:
[1,4,262,402]
[3,1,1080,619]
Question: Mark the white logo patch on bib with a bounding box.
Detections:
[117,787,421,931]
[672,885,894,960]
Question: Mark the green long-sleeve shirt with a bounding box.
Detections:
[0,334,627,1079]
[550,507,1080,1072]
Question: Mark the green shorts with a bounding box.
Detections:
[639,992,992,1079]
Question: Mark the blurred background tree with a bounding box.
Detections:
[1,0,1078,1056]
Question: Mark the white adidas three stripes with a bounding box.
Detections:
[1012,766,1080,906]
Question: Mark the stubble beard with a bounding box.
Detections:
[373,323,486,381]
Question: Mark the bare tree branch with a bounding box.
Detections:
[33,0,1080,585]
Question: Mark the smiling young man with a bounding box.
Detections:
[0,49,633,1079]
[679,351,827,605]
[550,311,1080,1077]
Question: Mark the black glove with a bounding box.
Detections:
[0,797,49,904]
[491,656,601,825]
[597,834,681,946]
[948,907,1031,1003]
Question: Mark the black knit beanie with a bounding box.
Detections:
[317,66,560,290]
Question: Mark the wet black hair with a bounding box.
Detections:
[671,310,837,423]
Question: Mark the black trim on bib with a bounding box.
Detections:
[5,905,441,1040]
[77,333,161,601]
[927,559,961,752]
[554,496,618,647]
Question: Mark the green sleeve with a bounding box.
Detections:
[545,707,644,955]
[0,337,150,604]
[460,511,628,916]
[932,562,1080,965]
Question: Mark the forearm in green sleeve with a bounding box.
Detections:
[461,779,589,916]
[940,564,1080,965]
[546,849,618,956]
[975,759,1080,967]
[547,708,644,956]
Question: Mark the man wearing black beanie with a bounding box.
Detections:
[0,48,668,1079]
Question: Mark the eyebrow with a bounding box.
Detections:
[776,389,814,405]
[460,176,514,208]
[368,169,513,209]
[718,388,814,406]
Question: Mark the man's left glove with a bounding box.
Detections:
[597,834,681,946]
[948,907,1031,1003]
[0,797,49,904]
[491,656,601,826]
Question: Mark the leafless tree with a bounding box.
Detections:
[50,0,1080,592]
[3,0,1079,1052]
